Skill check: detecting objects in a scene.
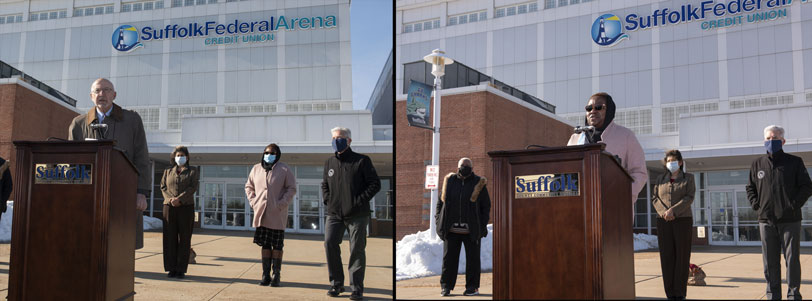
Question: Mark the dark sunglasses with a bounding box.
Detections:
[585,104,606,112]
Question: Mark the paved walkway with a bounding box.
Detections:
[396,245,812,300]
[0,229,393,300]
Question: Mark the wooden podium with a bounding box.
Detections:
[9,141,137,300]
[488,144,635,300]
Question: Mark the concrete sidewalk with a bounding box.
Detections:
[0,229,393,300]
[396,245,812,300]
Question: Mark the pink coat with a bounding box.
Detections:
[567,122,648,203]
[245,162,297,230]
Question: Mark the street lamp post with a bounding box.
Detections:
[424,49,454,240]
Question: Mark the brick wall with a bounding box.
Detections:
[396,89,575,241]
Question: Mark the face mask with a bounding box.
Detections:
[765,139,782,154]
[666,161,680,173]
[175,156,187,166]
[459,166,472,177]
[263,154,276,163]
[332,138,348,153]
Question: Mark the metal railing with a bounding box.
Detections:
[0,60,77,107]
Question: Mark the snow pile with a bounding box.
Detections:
[397,225,660,281]
[396,224,493,281]
[633,233,659,250]
[143,215,163,230]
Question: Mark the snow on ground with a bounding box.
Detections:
[0,202,163,243]
[396,224,659,281]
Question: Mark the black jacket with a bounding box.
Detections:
[321,148,381,219]
[435,172,491,241]
[0,157,11,213]
[746,150,812,224]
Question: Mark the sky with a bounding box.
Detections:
[350,0,393,110]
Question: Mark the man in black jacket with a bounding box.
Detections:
[322,126,381,300]
[746,125,812,300]
[436,158,490,297]
[0,156,11,219]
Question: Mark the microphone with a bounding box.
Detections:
[90,121,108,139]
[89,123,108,130]
[574,125,595,134]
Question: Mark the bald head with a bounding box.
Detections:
[90,78,116,112]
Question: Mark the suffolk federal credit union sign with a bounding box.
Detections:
[591,0,810,47]
[112,14,337,52]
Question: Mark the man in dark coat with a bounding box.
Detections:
[322,126,381,300]
[68,78,150,249]
[0,156,11,218]
[436,158,491,297]
[746,125,812,300]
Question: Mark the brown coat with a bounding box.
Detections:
[651,170,696,218]
[68,103,151,194]
[245,162,297,230]
[160,165,199,206]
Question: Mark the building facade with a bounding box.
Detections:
[397,0,812,245]
[0,0,393,235]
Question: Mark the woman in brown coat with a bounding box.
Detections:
[160,145,199,279]
[245,143,296,287]
[651,149,695,301]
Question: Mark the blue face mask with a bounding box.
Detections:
[332,137,348,153]
[765,139,783,154]
[263,154,276,163]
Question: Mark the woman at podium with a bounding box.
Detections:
[160,146,200,279]
[651,149,695,301]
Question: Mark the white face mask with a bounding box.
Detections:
[175,156,187,166]
[666,161,680,173]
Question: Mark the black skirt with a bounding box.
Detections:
[253,226,285,249]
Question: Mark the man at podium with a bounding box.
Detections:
[567,92,647,203]
[68,78,151,249]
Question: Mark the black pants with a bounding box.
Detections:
[163,204,195,273]
[656,217,692,299]
[760,221,802,300]
[440,232,481,291]
[325,215,369,293]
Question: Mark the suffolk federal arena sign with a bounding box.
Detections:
[592,0,809,47]
[113,14,337,52]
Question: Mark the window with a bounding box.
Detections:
[495,8,505,18]
[518,4,528,14]
[132,108,160,131]
[198,0,207,4]
[95,7,104,15]
[209,0,218,3]
[286,104,299,112]
[40,12,48,20]
[479,11,487,20]
[74,8,84,16]
[559,0,569,7]
[134,3,143,11]
[529,2,539,11]
[807,93,812,102]
[433,19,440,28]
[571,0,581,4]
[777,95,793,104]
[404,24,412,33]
[469,13,477,22]
[448,16,457,25]
[145,2,154,10]
[327,103,340,111]
[85,8,94,16]
[459,14,467,24]
[106,5,114,13]
[172,0,183,7]
[156,1,165,8]
[185,0,195,6]
[423,20,432,30]
[15,15,21,22]
[545,0,555,9]
[59,11,67,18]
[0,16,5,24]
[122,4,132,12]
[29,14,38,21]
[414,22,422,32]
[507,6,517,16]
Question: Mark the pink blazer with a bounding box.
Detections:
[245,162,297,230]
[567,122,648,203]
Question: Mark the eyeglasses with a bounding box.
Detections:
[91,88,114,95]
[585,104,605,112]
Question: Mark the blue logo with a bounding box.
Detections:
[591,14,628,47]
[112,25,143,52]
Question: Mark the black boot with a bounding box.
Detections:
[259,257,271,286]
[271,256,282,287]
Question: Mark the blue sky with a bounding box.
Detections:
[350,0,393,110]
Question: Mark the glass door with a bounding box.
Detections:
[736,190,761,245]
[201,182,224,228]
[709,190,735,245]
[224,183,248,229]
[296,184,323,233]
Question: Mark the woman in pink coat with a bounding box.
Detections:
[245,143,297,287]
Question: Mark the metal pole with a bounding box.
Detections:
[429,75,442,240]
